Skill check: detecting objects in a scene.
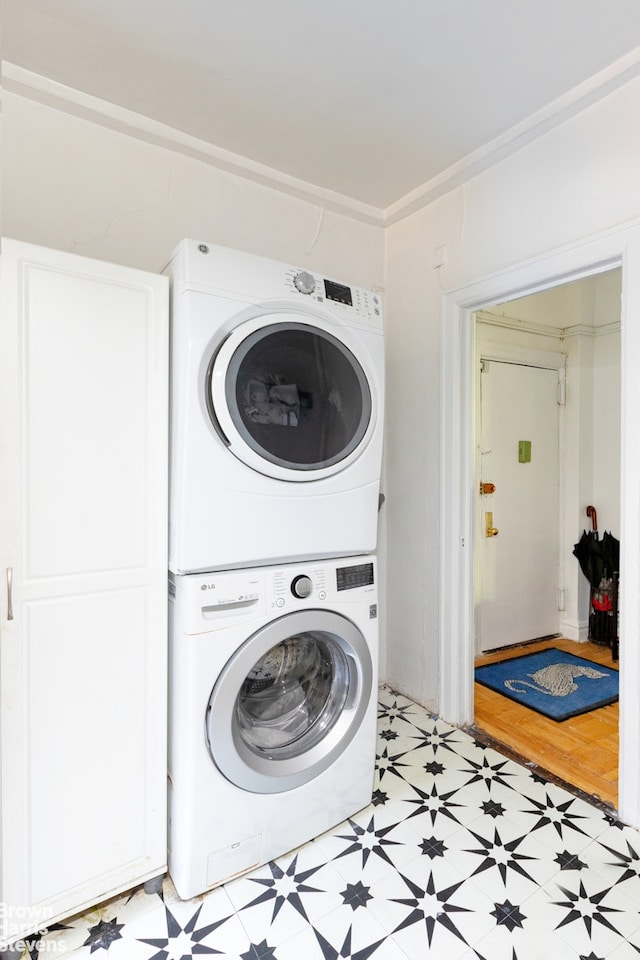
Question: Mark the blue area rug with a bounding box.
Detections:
[475,647,618,721]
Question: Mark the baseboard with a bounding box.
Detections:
[560,618,589,642]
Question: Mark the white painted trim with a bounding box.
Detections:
[440,302,476,725]
[440,221,640,827]
[477,311,621,340]
[618,229,640,826]
[5,45,640,228]
[1,63,385,228]
[562,321,621,339]
[476,310,564,340]
[478,342,567,370]
[386,46,640,226]
[560,617,589,642]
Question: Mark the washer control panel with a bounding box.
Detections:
[268,560,375,611]
[271,565,328,609]
[172,559,377,630]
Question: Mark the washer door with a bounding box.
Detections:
[206,610,373,793]
[207,315,374,481]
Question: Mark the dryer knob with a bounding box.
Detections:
[293,271,316,295]
[291,575,313,599]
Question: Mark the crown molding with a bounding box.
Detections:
[1,62,386,228]
[5,45,640,231]
[477,309,621,339]
[561,320,621,339]
[476,310,563,339]
[384,45,640,226]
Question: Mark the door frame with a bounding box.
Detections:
[439,221,640,827]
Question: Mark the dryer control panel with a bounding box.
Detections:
[286,268,383,328]
[164,239,383,331]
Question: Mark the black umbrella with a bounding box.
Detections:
[573,529,606,588]
[572,505,620,589]
[573,506,620,654]
[601,530,620,576]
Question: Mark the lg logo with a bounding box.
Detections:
[200,583,216,591]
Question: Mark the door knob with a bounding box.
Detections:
[485,512,499,537]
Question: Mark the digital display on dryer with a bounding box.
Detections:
[324,279,353,306]
[336,562,374,591]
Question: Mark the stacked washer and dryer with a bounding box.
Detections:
[165,240,384,900]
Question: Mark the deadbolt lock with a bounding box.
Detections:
[480,482,496,495]
[485,512,499,537]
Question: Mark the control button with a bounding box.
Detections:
[291,575,313,599]
[276,597,285,608]
[318,590,327,600]
[293,271,316,295]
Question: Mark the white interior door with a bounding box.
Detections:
[477,360,561,651]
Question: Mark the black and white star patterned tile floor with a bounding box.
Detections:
[23,687,640,960]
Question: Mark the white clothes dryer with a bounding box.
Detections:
[168,555,378,901]
[164,240,384,574]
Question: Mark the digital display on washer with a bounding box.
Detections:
[336,562,374,591]
[324,279,353,306]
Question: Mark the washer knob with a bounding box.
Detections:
[291,575,313,599]
[293,271,316,295]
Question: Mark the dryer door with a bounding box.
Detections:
[207,316,375,481]
[205,609,373,793]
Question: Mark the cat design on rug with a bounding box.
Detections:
[504,661,608,698]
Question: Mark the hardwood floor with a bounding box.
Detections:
[473,637,619,809]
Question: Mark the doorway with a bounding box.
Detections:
[474,273,621,654]
[472,274,621,806]
[439,224,640,827]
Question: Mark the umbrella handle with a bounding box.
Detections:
[586,505,598,533]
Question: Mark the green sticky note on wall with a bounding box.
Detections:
[518,440,531,463]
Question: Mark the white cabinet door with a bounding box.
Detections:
[0,239,168,943]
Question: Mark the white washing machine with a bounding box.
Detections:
[164,239,384,574]
[168,555,378,901]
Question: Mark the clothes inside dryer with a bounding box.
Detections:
[237,632,350,757]
[222,322,372,470]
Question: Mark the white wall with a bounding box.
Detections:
[4,72,636,713]
[385,76,640,709]
[0,91,388,674]
[1,93,384,288]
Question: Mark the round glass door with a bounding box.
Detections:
[206,610,373,793]
[208,319,373,477]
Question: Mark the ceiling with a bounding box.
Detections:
[4,1,640,213]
